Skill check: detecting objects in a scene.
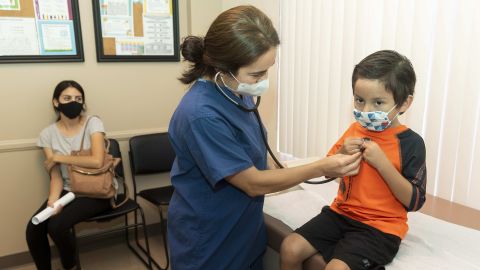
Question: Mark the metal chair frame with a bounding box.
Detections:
[73,138,154,269]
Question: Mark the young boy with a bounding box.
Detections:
[280,50,427,270]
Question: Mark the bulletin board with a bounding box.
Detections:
[0,0,84,63]
[92,0,179,62]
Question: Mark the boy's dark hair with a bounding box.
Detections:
[352,50,416,106]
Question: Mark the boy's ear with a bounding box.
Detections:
[398,95,413,115]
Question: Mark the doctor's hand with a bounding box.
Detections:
[338,137,365,155]
[317,152,362,178]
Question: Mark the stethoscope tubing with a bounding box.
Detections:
[213,76,336,185]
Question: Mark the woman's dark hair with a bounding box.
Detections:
[52,80,86,120]
[179,5,280,84]
[352,50,416,106]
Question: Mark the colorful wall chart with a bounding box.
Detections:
[0,0,83,63]
[92,0,179,62]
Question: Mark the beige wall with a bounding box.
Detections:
[0,0,280,258]
[0,0,224,257]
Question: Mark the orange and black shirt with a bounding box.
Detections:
[328,122,427,239]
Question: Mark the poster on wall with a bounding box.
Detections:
[0,0,83,63]
[92,0,179,62]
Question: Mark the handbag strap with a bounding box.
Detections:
[111,181,130,209]
[77,115,98,151]
[76,115,128,209]
[77,115,106,153]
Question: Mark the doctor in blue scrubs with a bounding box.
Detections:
[168,5,362,270]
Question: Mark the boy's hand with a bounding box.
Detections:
[362,140,389,169]
[339,137,364,155]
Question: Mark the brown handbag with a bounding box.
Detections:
[68,116,127,208]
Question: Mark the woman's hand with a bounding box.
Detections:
[362,140,389,170]
[44,155,57,173]
[47,196,64,216]
[318,152,362,178]
[49,132,105,169]
[338,137,364,155]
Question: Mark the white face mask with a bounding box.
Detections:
[353,105,400,132]
[224,72,269,96]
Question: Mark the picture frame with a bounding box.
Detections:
[92,0,180,62]
[0,0,84,63]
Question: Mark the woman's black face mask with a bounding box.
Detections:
[57,101,83,119]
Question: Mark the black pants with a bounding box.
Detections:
[26,190,111,270]
[295,206,401,270]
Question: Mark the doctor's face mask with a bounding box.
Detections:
[353,105,400,132]
[226,72,269,96]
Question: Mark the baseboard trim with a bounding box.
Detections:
[0,222,163,269]
[0,252,34,270]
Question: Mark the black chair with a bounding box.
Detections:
[129,133,175,270]
[74,138,153,269]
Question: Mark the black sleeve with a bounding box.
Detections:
[398,129,427,211]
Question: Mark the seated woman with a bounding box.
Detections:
[26,80,112,270]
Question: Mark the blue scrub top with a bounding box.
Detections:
[168,79,268,270]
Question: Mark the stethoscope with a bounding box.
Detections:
[213,72,336,185]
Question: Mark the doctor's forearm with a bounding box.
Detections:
[227,163,324,197]
[228,153,361,197]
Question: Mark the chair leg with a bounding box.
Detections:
[124,214,129,246]
[139,207,154,270]
[71,211,152,269]
[132,206,169,270]
[159,208,170,270]
[127,207,153,269]
[133,208,140,247]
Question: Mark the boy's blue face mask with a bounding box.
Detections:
[353,105,399,132]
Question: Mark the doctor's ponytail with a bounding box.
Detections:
[179,36,210,84]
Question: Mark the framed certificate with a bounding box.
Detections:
[92,0,179,62]
[0,0,84,63]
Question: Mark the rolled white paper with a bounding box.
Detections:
[52,192,75,208]
[31,192,75,225]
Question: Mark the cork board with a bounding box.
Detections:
[92,0,179,62]
[0,0,84,63]
[0,0,35,18]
